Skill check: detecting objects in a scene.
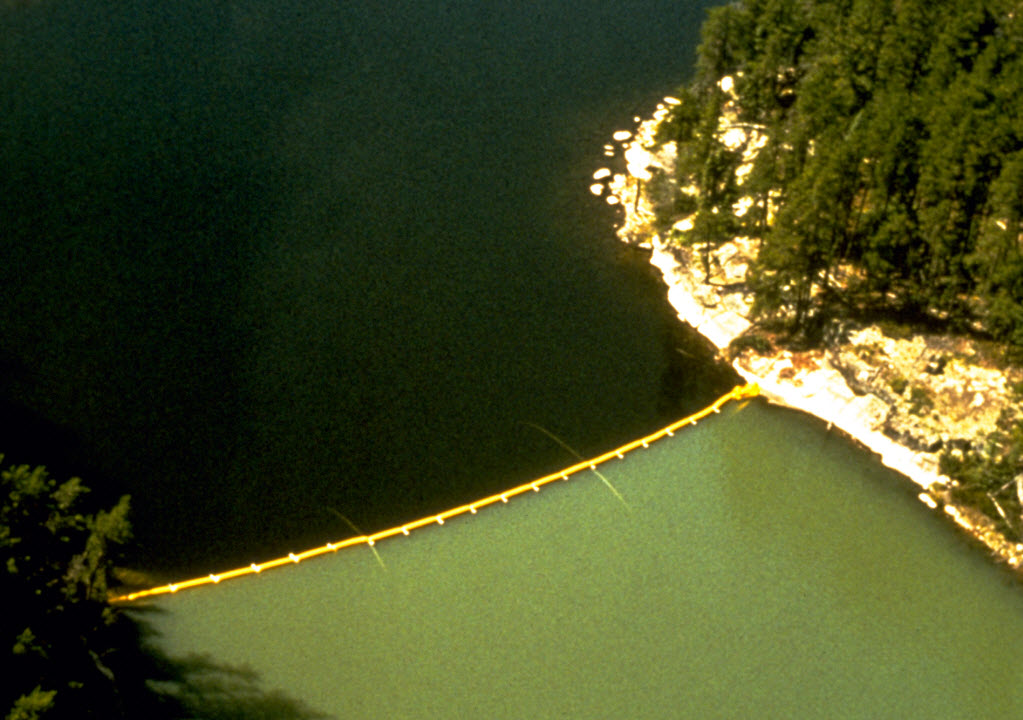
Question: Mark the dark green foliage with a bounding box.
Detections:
[654,85,701,147]
[648,167,692,232]
[907,385,934,416]
[888,375,908,396]
[1,459,135,719]
[939,411,1023,540]
[0,458,322,719]
[674,0,1023,348]
[728,332,773,357]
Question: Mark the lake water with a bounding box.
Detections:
[3,0,1023,716]
[1,0,730,575]
[143,401,1023,718]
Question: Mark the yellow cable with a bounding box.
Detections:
[109,383,758,602]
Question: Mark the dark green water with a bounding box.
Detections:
[1,0,729,574]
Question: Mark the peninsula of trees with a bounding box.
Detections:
[657,0,1023,351]
[637,0,1023,548]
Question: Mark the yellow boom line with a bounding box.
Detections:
[110,383,759,603]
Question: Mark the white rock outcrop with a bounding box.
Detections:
[598,92,1023,568]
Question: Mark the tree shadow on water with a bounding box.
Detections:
[126,607,329,720]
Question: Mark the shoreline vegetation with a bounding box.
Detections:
[1,459,322,718]
[592,0,1023,573]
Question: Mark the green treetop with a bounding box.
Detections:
[666,0,1023,349]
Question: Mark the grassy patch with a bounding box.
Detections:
[888,374,908,396]
[876,319,916,340]
[908,385,934,415]
[728,332,773,358]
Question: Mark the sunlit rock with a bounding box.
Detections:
[593,168,612,180]
[672,215,695,233]
[719,126,747,150]
[733,196,754,217]
[589,183,604,196]
[624,145,653,181]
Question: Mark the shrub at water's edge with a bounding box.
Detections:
[2,459,135,718]
[0,460,320,719]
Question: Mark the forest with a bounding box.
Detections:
[657,0,1023,350]
[654,0,1023,542]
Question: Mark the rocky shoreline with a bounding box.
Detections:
[593,97,1023,572]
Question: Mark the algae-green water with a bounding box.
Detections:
[141,402,1023,718]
